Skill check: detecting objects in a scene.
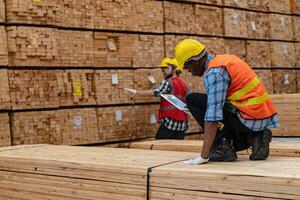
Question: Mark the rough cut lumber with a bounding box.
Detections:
[10,111,61,145]
[270,42,296,68]
[246,41,271,68]
[269,14,293,41]
[268,0,291,13]
[224,0,248,8]
[8,70,61,110]
[132,34,164,68]
[129,138,300,157]
[59,108,99,145]
[135,104,159,139]
[271,94,300,136]
[133,68,163,103]
[247,0,269,11]
[247,12,270,39]
[223,39,246,60]
[94,70,134,105]
[297,70,300,92]
[0,0,5,22]
[293,16,300,41]
[96,106,137,142]
[0,113,11,147]
[295,42,300,68]
[290,0,300,14]
[179,0,223,5]
[0,69,11,110]
[164,2,223,36]
[0,26,8,66]
[272,70,297,94]
[57,69,97,106]
[254,69,274,93]
[224,8,248,38]
[0,145,300,199]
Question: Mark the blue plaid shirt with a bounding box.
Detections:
[204,54,279,131]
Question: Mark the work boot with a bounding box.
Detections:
[209,138,237,162]
[248,129,272,160]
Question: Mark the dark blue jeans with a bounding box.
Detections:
[186,93,263,151]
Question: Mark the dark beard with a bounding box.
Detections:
[165,74,173,80]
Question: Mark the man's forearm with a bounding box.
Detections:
[137,90,155,96]
[201,121,219,159]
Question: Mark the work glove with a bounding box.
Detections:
[183,155,209,165]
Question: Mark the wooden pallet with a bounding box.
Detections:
[0,145,299,199]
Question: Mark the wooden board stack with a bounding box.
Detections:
[59,108,99,145]
[0,69,11,110]
[8,70,61,110]
[57,69,97,106]
[246,41,271,68]
[0,26,8,66]
[133,68,163,103]
[0,145,300,199]
[129,138,300,157]
[164,2,223,36]
[94,70,134,105]
[0,0,299,147]
[272,94,300,136]
[272,70,297,94]
[0,113,11,147]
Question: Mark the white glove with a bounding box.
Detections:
[183,156,209,165]
[123,88,137,94]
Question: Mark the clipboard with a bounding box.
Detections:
[160,94,190,113]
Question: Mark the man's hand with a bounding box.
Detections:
[183,156,209,165]
[148,76,157,84]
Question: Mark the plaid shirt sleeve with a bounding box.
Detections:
[153,80,171,97]
[204,68,230,122]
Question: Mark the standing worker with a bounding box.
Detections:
[126,58,189,139]
[174,39,279,164]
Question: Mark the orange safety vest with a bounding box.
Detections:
[208,54,277,120]
[159,77,188,121]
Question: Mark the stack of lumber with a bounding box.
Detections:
[94,70,134,105]
[0,69,11,110]
[0,113,11,147]
[129,138,300,157]
[59,108,99,145]
[246,41,271,68]
[8,70,61,110]
[96,106,137,142]
[272,70,297,93]
[164,2,223,36]
[0,26,8,66]
[135,104,160,139]
[133,68,163,103]
[0,145,300,199]
[272,94,300,136]
[254,69,274,94]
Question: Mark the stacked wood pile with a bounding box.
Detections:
[0,0,299,146]
[129,138,300,157]
[0,145,300,199]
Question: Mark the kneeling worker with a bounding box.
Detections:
[126,58,189,139]
[174,39,279,164]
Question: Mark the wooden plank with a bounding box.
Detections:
[269,14,293,41]
[0,145,299,199]
[129,138,300,157]
[270,42,296,68]
[0,26,8,66]
[246,41,271,68]
[0,113,11,147]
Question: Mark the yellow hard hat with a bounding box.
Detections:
[159,58,178,68]
[175,39,206,72]
[160,58,172,68]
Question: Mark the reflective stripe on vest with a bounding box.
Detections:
[230,92,269,107]
[227,76,260,101]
